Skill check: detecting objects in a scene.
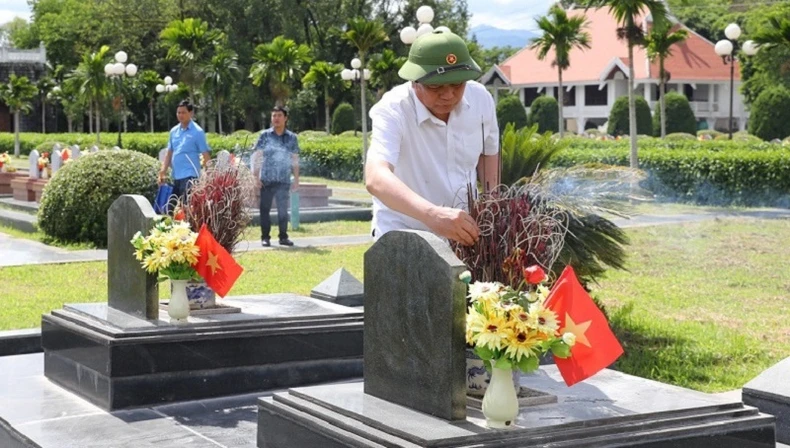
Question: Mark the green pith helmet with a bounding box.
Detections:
[398,30,482,85]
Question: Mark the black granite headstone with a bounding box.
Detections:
[107,195,159,319]
[310,267,364,306]
[363,230,468,421]
[743,356,790,444]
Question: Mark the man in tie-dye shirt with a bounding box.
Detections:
[253,106,300,247]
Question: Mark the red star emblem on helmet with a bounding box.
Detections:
[446,53,458,65]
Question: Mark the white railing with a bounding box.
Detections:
[0,44,47,64]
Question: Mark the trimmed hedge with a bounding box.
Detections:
[331,103,356,135]
[497,95,528,131]
[527,96,559,134]
[653,92,696,136]
[748,86,790,141]
[553,140,790,206]
[608,96,652,136]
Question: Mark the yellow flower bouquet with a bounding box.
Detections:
[130,216,200,281]
[464,265,574,374]
[0,152,10,170]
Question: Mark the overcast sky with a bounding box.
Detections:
[1,0,553,31]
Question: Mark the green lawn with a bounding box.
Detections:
[2,215,789,393]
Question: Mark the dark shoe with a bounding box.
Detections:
[261,239,271,247]
[278,238,294,246]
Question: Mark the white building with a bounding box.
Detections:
[481,8,748,134]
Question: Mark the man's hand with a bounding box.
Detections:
[425,205,479,246]
[157,170,167,186]
[291,177,299,192]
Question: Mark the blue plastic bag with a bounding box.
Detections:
[154,184,173,214]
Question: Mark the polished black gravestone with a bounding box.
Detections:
[258,230,776,447]
[310,267,365,306]
[743,357,790,444]
[42,195,363,411]
[43,294,363,410]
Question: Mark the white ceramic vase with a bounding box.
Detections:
[482,366,519,429]
[168,279,190,324]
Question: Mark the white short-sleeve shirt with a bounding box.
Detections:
[367,80,499,237]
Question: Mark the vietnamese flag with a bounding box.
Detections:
[192,224,243,297]
[545,266,624,386]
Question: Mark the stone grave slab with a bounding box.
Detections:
[743,356,790,444]
[310,267,364,306]
[42,293,363,410]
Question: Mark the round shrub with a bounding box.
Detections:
[331,103,356,135]
[653,92,697,136]
[496,95,528,132]
[607,96,652,136]
[38,150,159,247]
[527,96,559,134]
[749,86,790,141]
[698,129,723,138]
[664,132,697,141]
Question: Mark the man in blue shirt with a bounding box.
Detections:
[158,100,211,201]
[254,106,300,247]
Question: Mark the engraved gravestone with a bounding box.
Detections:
[217,149,231,166]
[51,150,62,173]
[71,144,81,160]
[27,150,40,179]
[363,230,468,421]
[107,195,159,319]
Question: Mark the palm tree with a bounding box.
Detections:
[36,75,56,133]
[69,45,111,143]
[530,5,591,138]
[342,17,388,167]
[0,74,37,157]
[368,49,407,99]
[753,15,790,50]
[644,23,688,138]
[250,36,313,106]
[302,61,344,133]
[134,69,163,132]
[160,18,222,101]
[582,0,668,168]
[202,47,239,134]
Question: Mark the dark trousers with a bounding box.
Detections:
[260,182,290,241]
[170,177,196,210]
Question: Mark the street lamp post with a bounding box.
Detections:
[715,24,758,140]
[155,76,177,132]
[341,60,372,174]
[104,51,137,148]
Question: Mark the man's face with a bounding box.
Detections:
[271,111,287,128]
[176,106,192,125]
[413,82,467,117]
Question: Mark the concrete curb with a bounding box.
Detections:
[0,329,41,357]
[0,208,36,233]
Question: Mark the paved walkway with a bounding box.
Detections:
[1,208,789,268]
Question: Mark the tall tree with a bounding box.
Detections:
[0,74,38,157]
[36,75,56,133]
[753,15,790,51]
[530,5,591,138]
[160,18,222,101]
[250,36,313,106]
[644,24,688,138]
[202,46,239,134]
[69,45,111,142]
[368,49,407,99]
[302,61,345,133]
[342,18,388,167]
[582,0,668,168]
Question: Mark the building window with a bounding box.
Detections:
[523,88,541,107]
[585,85,607,106]
[563,87,576,106]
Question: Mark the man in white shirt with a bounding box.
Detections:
[366,30,500,246]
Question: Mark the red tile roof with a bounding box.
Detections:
[497,7,740,86]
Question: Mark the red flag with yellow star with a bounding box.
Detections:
[545,266,623,386]
[192,224,243,297]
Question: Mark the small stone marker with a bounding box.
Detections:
[217,150,231,166]
[310,268,364,306]
[112,146,120,151]
[28,150,40,179]
[107,195,159,319]
[51,150,62,173]
[90,145,99,153]
[363,230,468,421]
[71,145,81,160]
